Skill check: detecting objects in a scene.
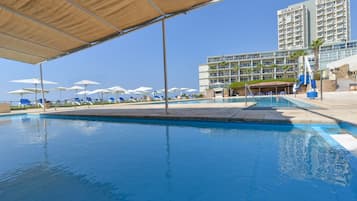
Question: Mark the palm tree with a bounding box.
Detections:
[311,38,324,72]
[269,64,278,79]
[289,50,307,76]
[232,65,240,82]
[283,65,292,78]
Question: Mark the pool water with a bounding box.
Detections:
[0,115,356,201]
[159,97,314,108]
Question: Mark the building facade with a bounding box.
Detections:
[199,40,357,93]
[316,0,351,44]
[278,3,310,50]
[278,0,350,50]
[199,49,308,93]
[320,40,357,69]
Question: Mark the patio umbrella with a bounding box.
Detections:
[67,86,84,98]
[10,78,57,105]
[108,86,126,101]
[74,80,100,100]
[89,89,111,101]
[23,88,50,94]
[8,89,34,99]
[179,88,190,95]
[135,87,153,94]
[186,89,197,93]
[168,87,180,93]
[77,91,92,95]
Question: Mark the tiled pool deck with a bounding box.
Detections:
[2,92,356,125]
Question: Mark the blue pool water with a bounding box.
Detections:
[155,97,314,108]
[0,115,357,201]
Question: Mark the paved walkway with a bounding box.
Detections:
[1,92,356,125]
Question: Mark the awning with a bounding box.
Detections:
[0,0,215,64]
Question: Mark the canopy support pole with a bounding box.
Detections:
[162,19,169,114]
[40,63,46,112]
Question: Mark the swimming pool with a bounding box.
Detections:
[0,115,356,201]
[155,97,315,108]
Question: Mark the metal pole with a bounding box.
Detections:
[162,19,169,114]
[320,69,323,101]
[245,83,247,106]
[39,63,46,112]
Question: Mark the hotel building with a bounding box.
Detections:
[198,0,354,93]
[316,0,351,44]
[199,40,357,93]
[278,0,350,50]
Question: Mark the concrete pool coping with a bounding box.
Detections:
[1,92,357,125]
[40,102,338,124]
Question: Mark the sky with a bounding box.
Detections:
[0,0,356,101]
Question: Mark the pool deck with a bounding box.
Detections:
[1,91,356,125]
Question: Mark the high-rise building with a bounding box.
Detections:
[278,0,350,50]
[277,3,310,50]
[316,0,350,44]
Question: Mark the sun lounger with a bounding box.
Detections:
[19,99,32,107]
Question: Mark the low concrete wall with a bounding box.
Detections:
[316,80,337,92]
[0,103,10,113]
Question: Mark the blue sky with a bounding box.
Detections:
[1,0,356,101]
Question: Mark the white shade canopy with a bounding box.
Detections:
[186,89,197,93]
[135,87,153,93]
[67,86,85,91]
[89,89,111,95]
[108,86,126,93]
[180,88,190,91]
[23,88,49,93]
[55,87,68,91]
[74,80,100,86]
[168,87,180,93]
[77,91,92,95]
[8,89,34,95]
[10,78,58,85]
[125,90,137,95]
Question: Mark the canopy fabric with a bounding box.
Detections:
[0,0,214,64]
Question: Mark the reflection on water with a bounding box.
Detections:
[279,131,351,186]
[0,116,356,201]
[0,164,125,201]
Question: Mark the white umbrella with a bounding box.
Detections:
[8,89,34,99]
[135,87,153,93]
[108,86,126,102]
[89,89,111,101]
[74,80,100,86]
[10,78,57,85]
[10,78,57,104]
[168,87,180,93]
[186,89,197,93]
[74,80,100,99]
[125,89,137,95]
[180,88,190,91]
[23,88,50,94]
[67,86,85,91]
[108,86,126,93]
[77,91,92,95]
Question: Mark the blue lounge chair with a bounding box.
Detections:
[119,97,125,102]
[86,97,93,105]
[108,97,115,103]
[19,99,31,107]
[72,98,81,105]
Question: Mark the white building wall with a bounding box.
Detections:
[199,64,210,93]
